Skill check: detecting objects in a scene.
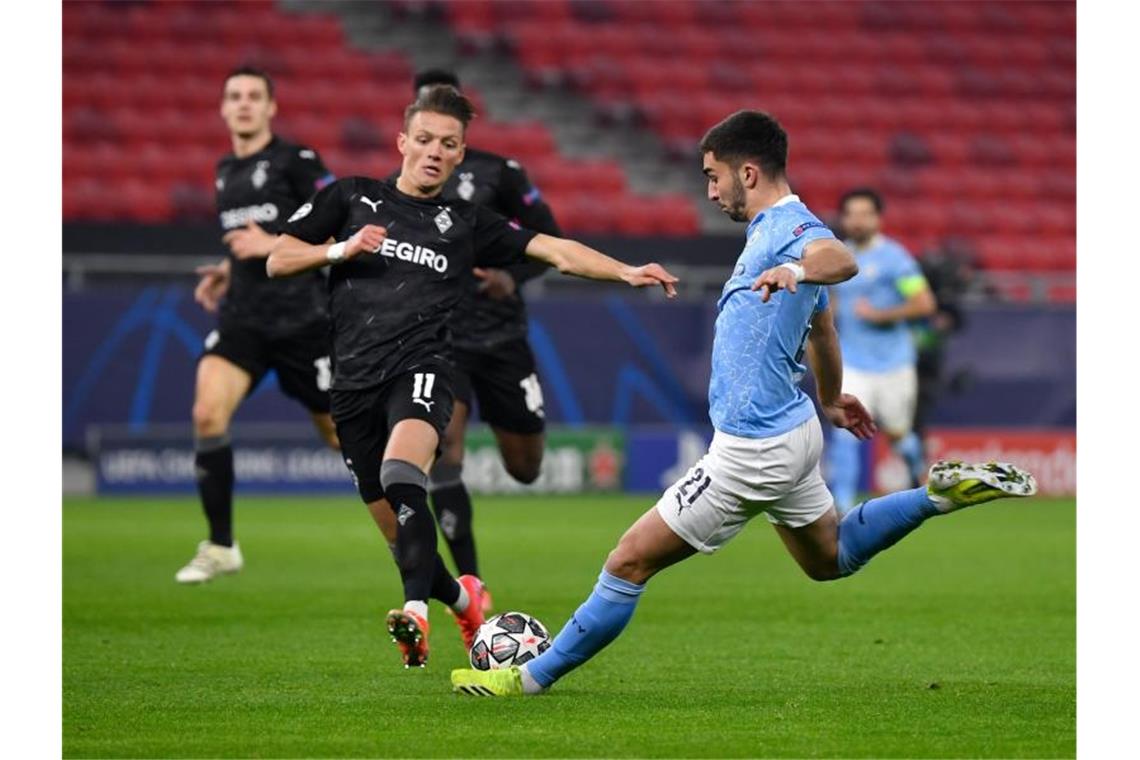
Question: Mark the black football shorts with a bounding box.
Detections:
[451,337,546,435]
[200,321,332,414]
[331,368,455,504]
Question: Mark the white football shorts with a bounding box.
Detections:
[655,417,834,554]
[842,364,917,438]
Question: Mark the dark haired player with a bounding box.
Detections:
[451,110,1037,696]
[176,66,338,584]
[267,86,678,668]
[827,188,936,514]
[410,69,563,611]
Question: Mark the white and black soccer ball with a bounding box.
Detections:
[469,611,551,671]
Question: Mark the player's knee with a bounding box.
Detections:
[504,453,542,485]
[802,560,842,582]
[192,399,229,437]
[604,541,652,586]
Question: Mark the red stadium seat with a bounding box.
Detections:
[63,0,1077,275]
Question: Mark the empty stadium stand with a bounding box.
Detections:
[63,0,1074,276]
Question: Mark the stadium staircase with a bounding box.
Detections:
[63,0,1074,298]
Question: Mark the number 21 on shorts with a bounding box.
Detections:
[674,465,711,513]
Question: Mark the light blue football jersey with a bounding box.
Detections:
[832,235,924,372]
[708,195,835,438]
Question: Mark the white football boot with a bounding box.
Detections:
[175,540,243,584]
[926,460,1038,512]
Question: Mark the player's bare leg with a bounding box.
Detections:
[365,497,398,544]
[383,419,484,666]
[177,356,251,584]
[491,427,544,485]
[603,506,698,584]
[772,508,843,581]
[310,412,340,450]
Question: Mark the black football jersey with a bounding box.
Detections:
[437,147,562,350]
[280,177,538,390]
[214,135,335,334]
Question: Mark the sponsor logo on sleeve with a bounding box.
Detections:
[286,202,312,223]
[793,220,827,237]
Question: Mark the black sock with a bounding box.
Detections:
[430,482,479,577]
[430,553,461,607]
[386,482,439,602]
[386,540,459,607]
[195,442,234,547]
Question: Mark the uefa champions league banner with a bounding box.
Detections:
[93,425,628,495]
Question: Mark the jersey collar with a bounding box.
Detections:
[745,194,801,237]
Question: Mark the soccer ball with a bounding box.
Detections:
[469,611,551,670]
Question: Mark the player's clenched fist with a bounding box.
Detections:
[621,263,680,298]
[345,224,388,259]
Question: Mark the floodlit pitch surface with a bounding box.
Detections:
[64,495,1074,758]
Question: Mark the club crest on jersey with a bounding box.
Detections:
[434,209,453,234]
[457,172,475,201]
[251,160,270,190]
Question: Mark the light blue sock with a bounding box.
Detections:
[827,430,861,514]
[837,486,941,576]
[524,569,645,688]
[892,432,925,485]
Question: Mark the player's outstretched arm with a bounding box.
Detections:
[807,306,876,440]
[266,225,387,278]
[751,239,858,302]
[524,233,678,297]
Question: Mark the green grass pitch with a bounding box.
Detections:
[63,494,1074,758]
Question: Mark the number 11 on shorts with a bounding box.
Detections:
[412,372,436,411]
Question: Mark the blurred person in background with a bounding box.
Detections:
[409,69,563,613]
[176,66,338,584]
[826,188,936,514]
[912,243,975,449]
